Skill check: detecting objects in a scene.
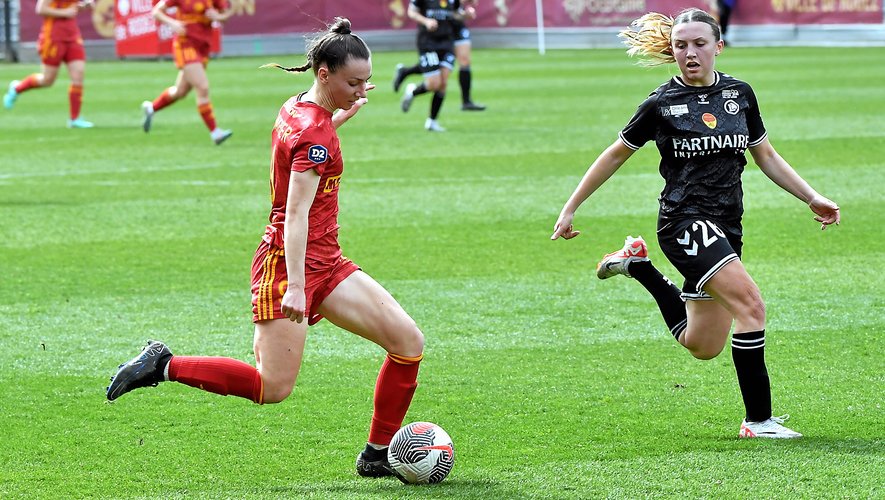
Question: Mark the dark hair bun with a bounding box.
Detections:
[331,17,352,35]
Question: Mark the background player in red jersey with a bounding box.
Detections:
[140,0,233,145]
[107,18,425,479]
[4,0,95,128]
[551,8,839,439]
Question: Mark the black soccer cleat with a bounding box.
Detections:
[392,63,407,93]
[106,340,172,401]
[461,101,486,111]
[355,445,406,482]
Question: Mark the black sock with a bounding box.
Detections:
[413,83,428,96]
[459,67,472,104]
[629,261,687,340]
[732,330,772,422]
[154,353,173,383]
[430,91,445,120]
[404,64,421,77]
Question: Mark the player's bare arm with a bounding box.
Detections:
[749,138,840,230]
[152,1,185,35]
[281,169,321,323]
[36,0,77,18]
[551,139,635,240]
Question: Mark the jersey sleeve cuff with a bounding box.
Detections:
[748,131,768,148]
[618,131,641,151]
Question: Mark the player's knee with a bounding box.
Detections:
[735,292,766,326]
[261,380,295,404]
[388,323,425,358]
[688,346,723,360]
[258,371,297,403]
[41,74,56,86]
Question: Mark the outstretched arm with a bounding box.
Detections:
[750,137,840,230]
[551,139,635,240]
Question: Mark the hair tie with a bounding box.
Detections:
[339,27,351,35]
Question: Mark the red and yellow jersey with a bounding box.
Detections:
[39,0,81,43]
[163,0,228,45]
[263,97,344,265]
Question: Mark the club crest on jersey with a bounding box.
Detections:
[724,100,740,115]
[702,113,717,129]
[308,145,328,164]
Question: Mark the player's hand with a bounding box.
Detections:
[551,213,581,240]
[62,5,79,17]
[462,6,477,20]
[424,19,438,31]
[332,84,375,128]
[169,20,186,35]
[280,288,307,323]
[77,0,94,10]
[205,8,225,22]
[809,195,840,230]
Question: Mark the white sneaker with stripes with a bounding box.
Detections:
[739,415,802,438]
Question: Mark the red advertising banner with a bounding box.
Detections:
[733,0,883,24]
[16,0,885,47]
[113,0,219,57]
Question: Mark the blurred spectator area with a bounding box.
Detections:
[5,0,884,63]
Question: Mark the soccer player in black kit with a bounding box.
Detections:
[399,0,461,131]
[551,8,840,438]
[394,0,485,111]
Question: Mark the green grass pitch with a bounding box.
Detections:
[0,46,882,498]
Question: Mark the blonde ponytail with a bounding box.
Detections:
[618,12,675,66]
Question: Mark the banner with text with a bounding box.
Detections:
[17,0,884,47]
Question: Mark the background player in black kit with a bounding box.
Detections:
[551,8,840,438]
[399,0,461,131]
[394,0,485,111]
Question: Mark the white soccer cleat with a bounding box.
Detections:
[424,118,446,132]
[141,100,154,132]
[210,127,233,145]
[401,83,416,113]
[739,415,803,439]
[596,235,649,279]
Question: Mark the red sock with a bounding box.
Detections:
[168,356,264,404]
[368,353,423,445]
[69,84,82,120]
[198,102,217,131]
[151,87,176,112]
[16,74,41,93]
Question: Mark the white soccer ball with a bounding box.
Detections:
[388,422,455,484]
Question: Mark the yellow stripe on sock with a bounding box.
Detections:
[388,352,424,365]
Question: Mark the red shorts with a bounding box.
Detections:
[173,37,210,69]
[37,36,85,66]
[250,239,359,325]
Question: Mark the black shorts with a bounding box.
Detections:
[657,218,742,300]
[417,49,456,75]
[453,24,471,45]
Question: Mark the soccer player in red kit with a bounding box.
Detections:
[140,0,233,145]
[3,0,94,128]
[107,18,425,479]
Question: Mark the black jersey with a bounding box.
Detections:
[411,0,460,51]
[619,72,767,233]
